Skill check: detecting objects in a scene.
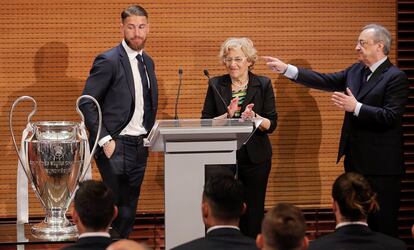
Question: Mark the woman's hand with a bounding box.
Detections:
[227,97,239,117]
[241,103,255,120]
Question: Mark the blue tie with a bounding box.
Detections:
[136,54,152,131]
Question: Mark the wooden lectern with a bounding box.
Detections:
[144,119,256,249]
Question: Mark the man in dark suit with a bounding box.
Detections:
[61,180,117,250]
[264,24,409,237]
[79,5,157,238]
[171,176,258,250]
[308,172,406,250]
[256,203,308,250]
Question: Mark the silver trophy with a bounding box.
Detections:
[9,95,101,239]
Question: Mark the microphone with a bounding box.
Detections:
[174,66,183,120]
[203,69,231,118]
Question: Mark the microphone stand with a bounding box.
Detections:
[174,67,183,120]
[203,69,231,118]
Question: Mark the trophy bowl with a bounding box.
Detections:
[10,95,101,239]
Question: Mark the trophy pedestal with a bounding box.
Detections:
[31,209,78,240]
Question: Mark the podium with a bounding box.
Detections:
[144,119,256,249]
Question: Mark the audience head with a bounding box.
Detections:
[72,179,117,233]
[412,224,414,238]
[202,175,245,227]
[257,203,308,250]
[106,239,148,250]
[332,172,379,222]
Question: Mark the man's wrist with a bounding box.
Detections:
[98,135,113,147]
[354,102,362,116]
[284,64,299,79]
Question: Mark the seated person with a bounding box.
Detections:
[256,203,308,250]
[61,180,118,250]
[308,172,406,250]
[412,224,414,238]
[171,175,258,250]
[106,239,148,250]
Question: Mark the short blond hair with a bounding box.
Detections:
[219,37,258,70]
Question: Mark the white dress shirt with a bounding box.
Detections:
[98,40,149,146]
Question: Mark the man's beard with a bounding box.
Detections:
[125,37,147,51]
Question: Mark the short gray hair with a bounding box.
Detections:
[362,24,392,55]
[219,37,258,70]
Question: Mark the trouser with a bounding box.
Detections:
[365,175,401,237]
[205,156,271,239]
[95,134,148,238]
[344,154,401,237]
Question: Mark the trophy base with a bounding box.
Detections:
[30,219,78,241]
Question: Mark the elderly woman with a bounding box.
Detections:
[201,37,277,238]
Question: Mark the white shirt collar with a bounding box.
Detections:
[368,56,387,74]
[78,232,110,239]
[206,225,240,234]
[121,39,143,60]
[335,221,368,229]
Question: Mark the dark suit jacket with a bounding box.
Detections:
[61,236,112,250]
[171,227,258,250]
[201,72,277,164]
[308,224,406,250]
[296,59,409,175]
[80,43,158,147]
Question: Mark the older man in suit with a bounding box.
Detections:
[264,24,409,237]
[171,176,258,250]
[79,5,157,238]
[61,180,117,250]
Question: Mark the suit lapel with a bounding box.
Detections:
[118,44,135,101]
[348,66,363,97]
[357,59,391,99]
[217,75,232,106]
[142,53,154,85]
[142,52,157,109]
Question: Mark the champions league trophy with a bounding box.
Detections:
[9,95,101,239]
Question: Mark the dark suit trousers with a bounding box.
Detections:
[238,159,271,239]
[95,135,148,238]
[365,175,401,237]
[344,155,401,237]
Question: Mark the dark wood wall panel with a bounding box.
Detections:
[398,0,414,246]
[0,0,396,217]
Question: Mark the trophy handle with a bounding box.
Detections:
[76,95,102,181]
[9,96,47,209]
[9,96,37,182]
